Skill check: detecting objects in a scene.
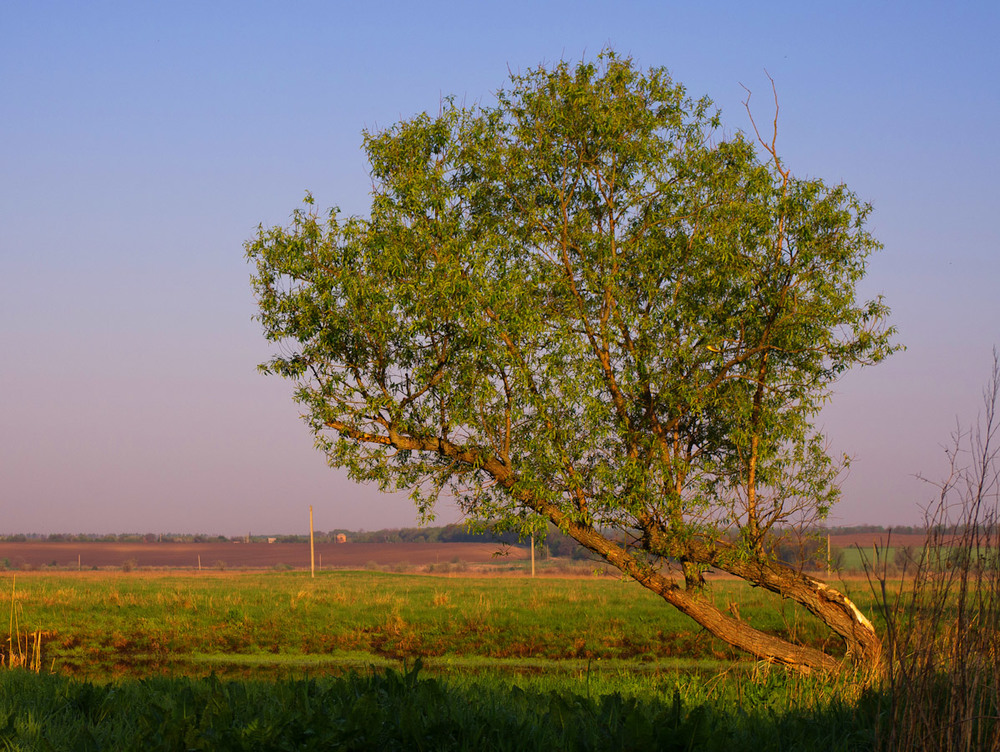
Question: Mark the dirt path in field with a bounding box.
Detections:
[0,541,530,570]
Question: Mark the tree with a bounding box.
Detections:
[247,52,898,671]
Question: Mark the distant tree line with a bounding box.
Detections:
[0,526,527,546]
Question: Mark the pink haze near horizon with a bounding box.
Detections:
[1,2,998,535]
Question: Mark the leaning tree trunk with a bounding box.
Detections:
[366,427,882,672]
[528,496,881,672]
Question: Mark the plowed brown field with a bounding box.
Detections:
[0,541,530,570]
[0,532,938,571]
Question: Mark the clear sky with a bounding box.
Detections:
[2,1,998,535]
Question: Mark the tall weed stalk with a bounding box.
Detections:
[4,577,42,672]
[871,352,1000,751]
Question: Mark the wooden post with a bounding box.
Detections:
[827,534,832,577]
[530,531,535,577]
[310,505,316,579]
[78,554,81,571]
[198,555,201,571]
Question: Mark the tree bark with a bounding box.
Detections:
[543,503,876,672]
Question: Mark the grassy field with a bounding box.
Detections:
[4,569,881,680]
[1,569,888,749]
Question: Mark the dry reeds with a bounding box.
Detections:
[869,352,1000,751]
[4,577,42,672]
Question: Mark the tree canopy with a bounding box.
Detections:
[248,52,898,670]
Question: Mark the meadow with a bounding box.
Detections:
[7,569,878,679]
[1,569,885,750]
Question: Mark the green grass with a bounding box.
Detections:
[6,570,880,680]
[0,662,881,751]
[833,544,974,573]
[835,545,907,572]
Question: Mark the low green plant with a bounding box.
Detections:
[0,661,878,750]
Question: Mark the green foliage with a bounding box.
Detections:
[0,664,879,750]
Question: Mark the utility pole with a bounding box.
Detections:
[827,534,831,577]
[309,505,316,579]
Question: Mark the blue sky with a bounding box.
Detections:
[1,1,998,534]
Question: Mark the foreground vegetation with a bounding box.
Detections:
[0,662,879,751]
